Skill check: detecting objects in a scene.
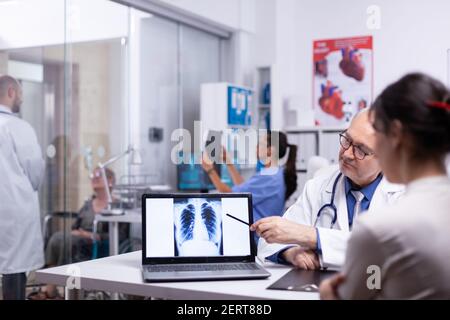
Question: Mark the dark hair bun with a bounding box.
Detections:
[372,73,450,157]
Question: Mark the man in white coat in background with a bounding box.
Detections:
[0,75,45,300]
[252,109,404,270]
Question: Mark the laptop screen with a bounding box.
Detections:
[144,195,253,260]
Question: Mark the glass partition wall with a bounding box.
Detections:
[0,0,131,269]
[0,0,223,298]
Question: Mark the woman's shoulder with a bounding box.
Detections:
[252,168,284,187]
[79,196,95,213]
[357,196,424,238]
[258,167,285,179]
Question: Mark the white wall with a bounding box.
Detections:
[272,0,297,130]
[159,0,256,32]
[161,0,239,29]
[292,0,450,115]
[253,0,276,68]
[0,0,128,50]
[156,0,259,89]
[248,0,299,130]
[8,0,449,132]
[247,0,450,128]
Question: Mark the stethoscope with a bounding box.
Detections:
[314,172,343,229]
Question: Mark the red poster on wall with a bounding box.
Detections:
[313,36,373,126]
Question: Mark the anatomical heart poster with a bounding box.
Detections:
[313,36,373,126]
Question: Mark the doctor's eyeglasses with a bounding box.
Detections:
[339,133,374,160]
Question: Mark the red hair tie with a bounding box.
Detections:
[428,101,450,111]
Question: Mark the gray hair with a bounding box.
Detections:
[0,75,20,98]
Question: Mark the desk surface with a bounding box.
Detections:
[95,210,141,223]
[36,251,319,300]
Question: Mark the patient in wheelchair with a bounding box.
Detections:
[29,167,128,300]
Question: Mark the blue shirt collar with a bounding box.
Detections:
[344,173,383,201]
[259,166,283,176]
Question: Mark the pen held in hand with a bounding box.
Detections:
[226,213,250,226]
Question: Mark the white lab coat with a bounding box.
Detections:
[0,105,45,274]
[257,165,404,269]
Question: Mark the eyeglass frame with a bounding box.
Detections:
[338,131,375,160]
[90,169,113,181]
[90,170,102,179]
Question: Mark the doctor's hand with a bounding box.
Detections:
[319,273,346,300]
[250,217,317,249]
[282,246,320,270]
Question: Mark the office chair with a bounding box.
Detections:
[284,156,331,210]
[42,211,79,248]
[306,156,331,181]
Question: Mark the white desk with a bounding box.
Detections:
[94,210,141,256]
[35,251,319,300]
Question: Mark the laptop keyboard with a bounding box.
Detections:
[145,263,259,273]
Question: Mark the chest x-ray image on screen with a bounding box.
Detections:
[173,198,223,256]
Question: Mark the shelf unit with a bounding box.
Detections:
[286,126,345,170]
[255,66,272,130]
[284,126,346,207]
[200,82,258,181]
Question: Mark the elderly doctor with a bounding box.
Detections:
[252,110,404,269]
[0,75,45,300]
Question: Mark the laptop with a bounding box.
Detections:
[142,193,271,282]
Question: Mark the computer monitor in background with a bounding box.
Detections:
[177,128,235,192]
[176,152,220,192]
[177,163,216,191]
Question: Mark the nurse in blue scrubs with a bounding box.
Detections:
[201,131,298,223]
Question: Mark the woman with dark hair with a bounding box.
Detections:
[320,73,450,299]
[201,131,298,224]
